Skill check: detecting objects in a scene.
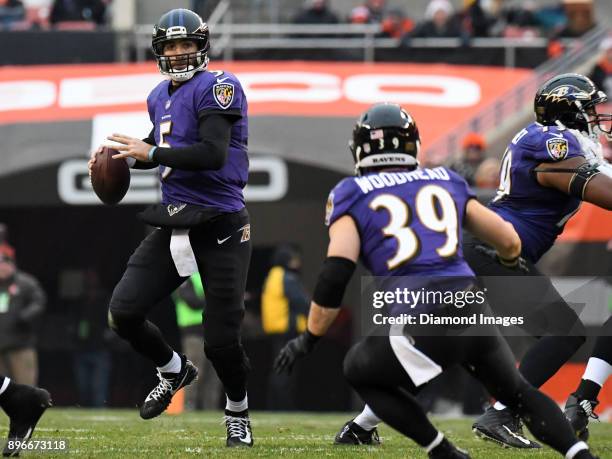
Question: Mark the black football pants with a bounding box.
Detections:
[589,315,612,366]
[344,328,579,454]
[463,234,586,389]
[108,208,251,401]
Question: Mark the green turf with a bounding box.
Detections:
[1,409,610,458]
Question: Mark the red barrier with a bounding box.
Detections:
[1,61,531,148]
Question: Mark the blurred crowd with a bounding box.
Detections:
[0,0,601,40]
[445,132,501,190]
[289,0,599,41]
[442,35,612,190]
[0,0,110,30]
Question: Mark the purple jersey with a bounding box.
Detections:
[147,69,249,212]
[489,122,584,262]
[325,167,475,278]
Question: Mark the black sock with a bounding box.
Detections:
[575,379,601,402]
[519,336,584,388]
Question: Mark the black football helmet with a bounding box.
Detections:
[534,73,611,139]
[152,9,210,82]
[349,103,420,175]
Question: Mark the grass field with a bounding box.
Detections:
[1,409,610,458]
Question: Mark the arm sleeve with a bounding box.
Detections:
[151,114,233,171]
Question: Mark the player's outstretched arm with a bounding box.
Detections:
[308,215,360,334]
[536,156,612,210]
[464,199,521,262]
[273,216,360,374]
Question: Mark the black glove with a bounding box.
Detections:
[473,244,529,274]
[273,330,320,374]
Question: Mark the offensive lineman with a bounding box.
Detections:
[332,74,612,448]
[274,102,597,459]
[88,9,253,447]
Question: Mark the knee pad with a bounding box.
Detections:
[343,341,370,387]
[203,309,244,349]
[107,308,117,331]
[107,307,144,338]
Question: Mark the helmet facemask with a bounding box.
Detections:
[581,91,612,141]
[153,34,209,82]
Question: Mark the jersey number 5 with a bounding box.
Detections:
[159,121,173,180]
[369,185,459,270]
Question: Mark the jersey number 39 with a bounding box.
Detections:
[369,185,459,269]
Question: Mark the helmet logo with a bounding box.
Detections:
[545,85,590,103]
[550,86,569,97]
[545,137,569,161]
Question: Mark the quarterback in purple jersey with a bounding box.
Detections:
[273,103,596,459]
[88,9,253,447]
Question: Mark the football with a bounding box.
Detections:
[90,146,130,205]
